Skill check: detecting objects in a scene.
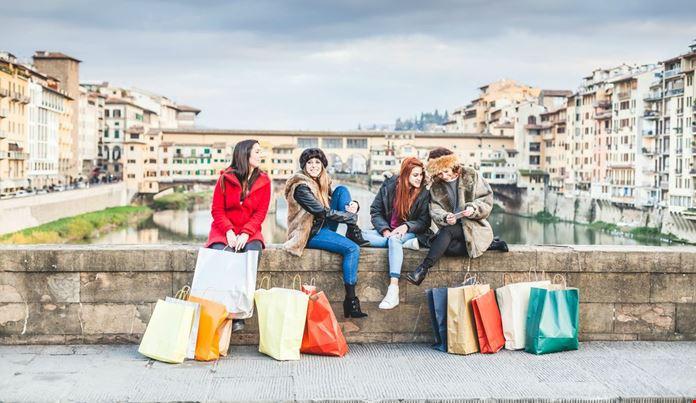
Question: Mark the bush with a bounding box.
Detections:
[534,210,560,223]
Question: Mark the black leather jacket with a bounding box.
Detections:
[293,185,357,240]
[370,176,433,246]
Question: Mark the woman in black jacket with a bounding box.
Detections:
[362,157,433,309]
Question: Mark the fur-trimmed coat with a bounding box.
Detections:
[429,165,494,259]
[283,172,324,257]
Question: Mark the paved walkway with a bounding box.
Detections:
[1,342,695,402]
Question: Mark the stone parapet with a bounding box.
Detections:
[1,244,695,344]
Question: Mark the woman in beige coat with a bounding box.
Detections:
[406,147,508,285]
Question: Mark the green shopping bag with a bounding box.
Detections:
[525,276,579,355]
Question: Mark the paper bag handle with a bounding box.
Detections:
[502,273,512,286]
[292,274,302,290]
[552,274,567,288]
[258,275,271,290]
[462,272,477,286]
[175,285,191,300]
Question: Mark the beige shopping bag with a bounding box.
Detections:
[218,319,233,357]
[447,280,490,355]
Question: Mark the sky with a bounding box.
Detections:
[1,0,695,130]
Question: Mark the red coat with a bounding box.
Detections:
[206,170,272,248]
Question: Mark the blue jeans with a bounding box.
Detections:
[306,185,360,285]
[362,229,416,278]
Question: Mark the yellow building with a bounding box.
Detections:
[0,52,31,195]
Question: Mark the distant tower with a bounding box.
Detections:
[32,51,81,180]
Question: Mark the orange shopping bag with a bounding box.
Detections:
[300,283,348,357]
[471,290,505,354]
[187,295,228,361]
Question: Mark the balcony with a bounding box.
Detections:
[8,151,28,160]
[660,180,669,190]
[665,88,684,98]
[0,130,7,139]
[594,111,612,120]
[677,108,684,116]
[642,129,656,136]
[594,100,611,109]
[0,88,8,98]
[644,92,662,101]
[618,91,631,100]
[675,148,683,155]
[19,95,30,104]
[674,127,683,134]
[641,147,655,156]
[664,67,682,79]
[643,110,659,119]
[0,108,8,119]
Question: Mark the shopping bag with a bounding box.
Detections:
[187,295,228,361]
[447,277,490,355]
[218,319,233,357]
[300,279,348,357]
[191,247,258,319]
[471,289,505,354]
[426,287,448,352]
[525,275,579,355]
[164,285,201,360]
[138,299,195,364]
[254,275,310,361]
[495,275,551,350]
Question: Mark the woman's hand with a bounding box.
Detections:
[235,233,249,252]
[461,207,475,218]
[390,224,408,238]
[445,213,457,225]
[226,230,237,248]
[346,201,359,214]
[381,229,392,237]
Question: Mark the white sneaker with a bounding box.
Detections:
[402,238,420,251]
[379,285,399,310]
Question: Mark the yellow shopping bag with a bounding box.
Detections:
[254,275,310,361]
[447,275,490,355]
[138,299,195,364]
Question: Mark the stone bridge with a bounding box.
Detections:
[0,244,694,345]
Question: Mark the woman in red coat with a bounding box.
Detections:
[206,139,271,331]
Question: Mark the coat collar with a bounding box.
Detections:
[220,169,269,194]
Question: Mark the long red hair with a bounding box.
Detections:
[394,157,425,222]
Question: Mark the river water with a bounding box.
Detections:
[91,184,666,246]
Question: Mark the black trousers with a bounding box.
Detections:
[422,224,468,268]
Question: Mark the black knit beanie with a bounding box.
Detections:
[299,148,328,170]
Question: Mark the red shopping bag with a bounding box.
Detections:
[471,290,505,354]
[300,284,349,357]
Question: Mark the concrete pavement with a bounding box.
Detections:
[1,342,695,402]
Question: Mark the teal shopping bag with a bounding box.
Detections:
[525,281,579,355]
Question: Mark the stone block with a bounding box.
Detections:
[536,246,582,273]
[565,273,650,303]
[579,303,614,334]
[0,273,79,303]
[678,251,696,273]
[330,302,431,334]
[676,304,696,334]
[579,333,638,341]
[0,303,82,336]
[614,303,675,334]
[476,246,537,273]
[80,272,172,303]
[79,303,152,335]
[650,274,696,303]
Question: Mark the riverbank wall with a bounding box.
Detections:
[1,244,694,345]
[0,184,132,236]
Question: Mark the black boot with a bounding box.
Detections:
[406,264,430,286]
[346,224,370,246]
[488,237,509,252]
[343,284,368,318]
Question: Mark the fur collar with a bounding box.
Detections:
[426,153,459,177]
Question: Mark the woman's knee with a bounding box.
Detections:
[208,242,227,250]
[387,236,403,248]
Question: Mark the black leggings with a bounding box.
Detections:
[422,224,468,268]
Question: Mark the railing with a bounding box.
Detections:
[641,147,655,155]
[19,95,30,104]
[0,88,8,98]
[0,108,8,119]
[642,129,655,136]
[677,108,684,115]
[675,148,683,155]
[8,151,28,160]
[594,100,611,109]
[643,110,659,119]
[0,129,7,139]
[674,127,683,134]
[665,88,684,97]
[644,92,662,101]
[664,67,682,78]
[660,180,670,189]
[618,91,631,100]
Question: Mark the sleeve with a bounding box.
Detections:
[405,192,431,233]
[463,172,494,220]
[210,176,234,234]
[430,192,449,227]
[370,183,391,234]
[294,185,328,217]
[240,180,271,236]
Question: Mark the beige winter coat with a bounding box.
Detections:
[282,172,325,257]
[429,165,494,258]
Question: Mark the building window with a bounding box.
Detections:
[346,138,367,149]
[105,109,110,118]
[113,109,121,118]
[298,137,319,148]
[321,138,343,149]
[114,130,120,138]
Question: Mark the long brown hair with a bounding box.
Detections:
[394,157,424,222]
[302,163,331,208]
[221,139,260,199]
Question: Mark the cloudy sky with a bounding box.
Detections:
[1,0,694,130]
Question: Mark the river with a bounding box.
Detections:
[91,184,667,246]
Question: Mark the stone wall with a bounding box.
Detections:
[0,183,130,235]
[0,244,695,345]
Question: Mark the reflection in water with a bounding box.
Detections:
[91,184,666,246]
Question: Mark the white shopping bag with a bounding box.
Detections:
[495,279,550,350]
[190,248,259,319]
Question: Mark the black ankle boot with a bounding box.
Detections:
[343,284,368,318]
[406,265,430,286]
[488,237,509,252]
[346,224,370,246]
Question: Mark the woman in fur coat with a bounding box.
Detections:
[283,148,370,318]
